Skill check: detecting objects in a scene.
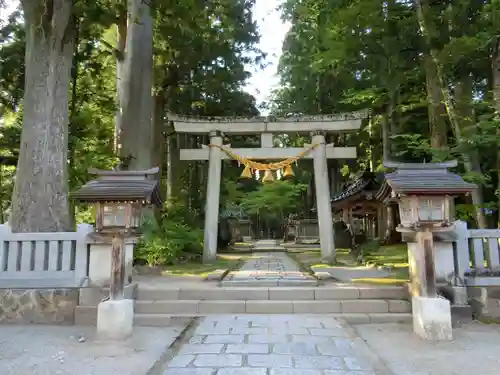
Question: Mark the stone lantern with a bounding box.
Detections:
[379,160,475,341]
[72,167,162,340]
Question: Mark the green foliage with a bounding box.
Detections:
[239,180,307,220]
[135,200,203,266]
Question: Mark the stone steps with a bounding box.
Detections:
[75,306,411,326]
[136,286,407,301]
[75,285,411,326]
[134,299,411,314]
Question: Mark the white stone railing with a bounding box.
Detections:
[0,224,93,288]
[453,221,500,286]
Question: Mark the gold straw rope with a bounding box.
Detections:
[207,144,319,171]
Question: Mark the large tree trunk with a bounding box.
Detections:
[11,0,74,232]
[114,3,127,154]
[491,37,500,227]
[415,0,487,228]
[166,122,182,200]
[454,74,488,228]
[119,0,154,169]
[424,54,448,150]
[152,92,166,182]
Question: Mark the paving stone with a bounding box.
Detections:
[189,336,206,344]
[231,326,268,335]
[192,354,243,367]
[178,344,224,355]
[293,317,326,328]
[324,372,376,375]
[294,355,346,369]
[272,343,319,355]
[290,334,331,344]
[316,340,355,356]
[270,370,322,375]
[271,326,309,335]
[248,334,289,344]
[247,354,293,367]
[196,326,233,335]
[163,369,215,375]
[225,344,270,354]
[216,369,267,375]
[308,328,348,337]
[168,355,195,367]
[204,335,245,344]
[321,319,343,328]
[343,356,372,371]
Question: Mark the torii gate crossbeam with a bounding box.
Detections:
[169,112,367,263]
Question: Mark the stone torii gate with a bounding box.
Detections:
[169,111,367,263]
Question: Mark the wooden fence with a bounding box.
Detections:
[0,224,94,288]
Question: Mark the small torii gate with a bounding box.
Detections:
[169,111,367,263]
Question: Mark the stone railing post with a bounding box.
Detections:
[75,223,94,286]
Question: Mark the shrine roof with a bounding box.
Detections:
[331,171,383,205]
[72,168,163,206]
[376,160,476,199]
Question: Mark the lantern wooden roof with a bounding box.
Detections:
[72,167,163,207]
[376,160,476,200]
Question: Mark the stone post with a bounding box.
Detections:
[96,231,133,341]
[311,132,335,263]
[203,131,223,263]
[409,229,452,341]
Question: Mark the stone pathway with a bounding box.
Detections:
[221,252,318,286]
[162,314,378,375]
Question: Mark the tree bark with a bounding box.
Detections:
[491,37,500,227]
[152,92,166,181]
[415,0,487,228]
[11,0,74,232]
[119,0,154,169]
[114,3,127,154]
[424,53,448,150]
[454,74,487,228]
[165,121,182,200]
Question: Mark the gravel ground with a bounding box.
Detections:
[0,324,187,375]
[354,322,500,375]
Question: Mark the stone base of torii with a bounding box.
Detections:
[168,111,368,264]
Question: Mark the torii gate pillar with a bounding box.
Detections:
[312,132,335,263]
[204,131,223,263]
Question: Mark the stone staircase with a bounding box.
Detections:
[75,284,412,326]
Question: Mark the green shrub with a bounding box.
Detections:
[134,200,203,266]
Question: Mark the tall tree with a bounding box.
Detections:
[11,0,75,232]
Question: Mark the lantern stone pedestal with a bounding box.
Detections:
[96,299,134,340]
[405,229,453,341]
[412,296,452,341]
[87,234,137,287]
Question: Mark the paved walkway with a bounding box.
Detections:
[162,315,378,375]
[221,252,318,286]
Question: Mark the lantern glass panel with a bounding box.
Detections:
[103,204,127,227]
[399,198,414,223]
[418,197,444,221]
